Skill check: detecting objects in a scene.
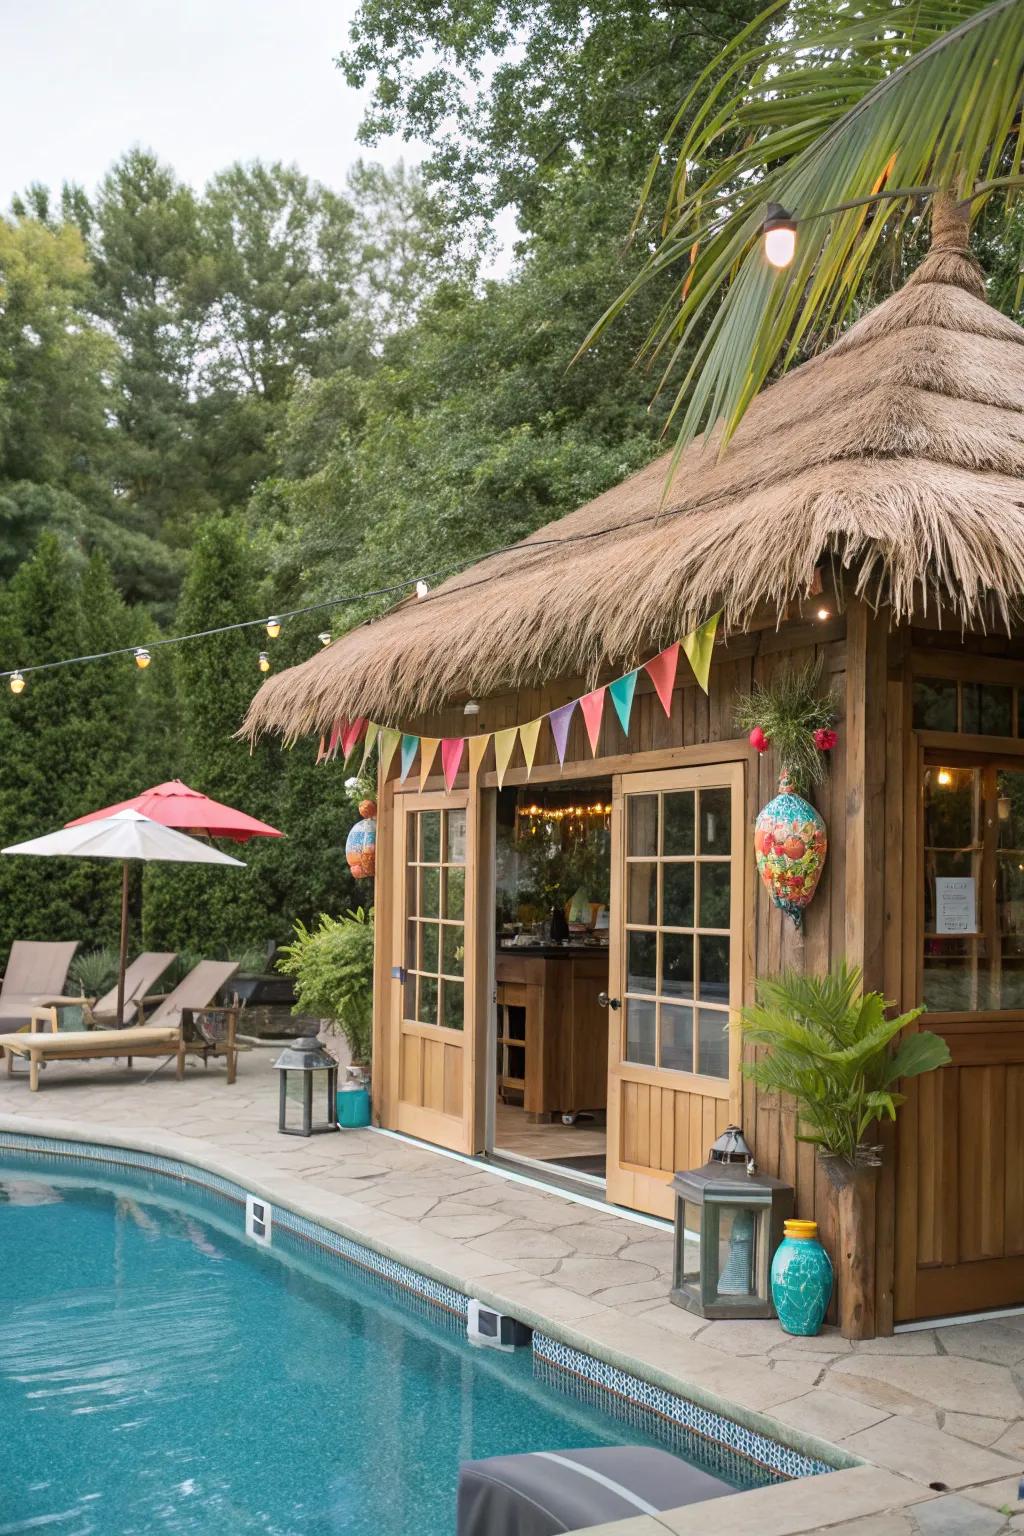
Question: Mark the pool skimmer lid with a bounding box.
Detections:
[246,1195,273,1245]
[468,1300,531,1351]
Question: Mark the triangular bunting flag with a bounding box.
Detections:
[419,736,440,792]
[579,689,605,755]
[341,717,367,762]
[327,719,344,760]
[494,727,518,790]
[399,733,419,784]
[378,728,401,781]
[519,718,543,779]
[316,734,326,765]
[644,643,679,718]
[467,734,490,779]
[681,611,721,693]
[358,722,380,777]
[548,701,576,767]
[608,671,638,736]
[441,737,466,793]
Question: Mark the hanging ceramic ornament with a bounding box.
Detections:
[345,799,377,879]
[754,773,827,928]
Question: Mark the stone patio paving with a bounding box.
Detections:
[3,1049,1024,1533]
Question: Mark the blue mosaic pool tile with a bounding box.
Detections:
[533,1333,833,1481]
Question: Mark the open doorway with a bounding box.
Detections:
[490,781,611,1185]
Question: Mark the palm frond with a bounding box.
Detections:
[588,0,1024,462]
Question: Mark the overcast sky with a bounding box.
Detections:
[0,0,409,203]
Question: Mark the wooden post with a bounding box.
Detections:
[826,1159,879,1339]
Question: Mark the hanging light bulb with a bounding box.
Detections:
[937,767,953,787]
[258,652,271,674]
[816,607,831,622]
[265,616,282,639]
[134,647,151,669]
[317,631,332,648]
[9,671,25,695]
[763,203,797,269]
[415,580,430,600]
[464,699,480,717]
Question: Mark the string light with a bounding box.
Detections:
[134,648,151,669]
[816,607,831,621]
[415,580,430,599]
[464,699,480,716]
[317,631,332,647]
[258,652,271,674]
[937,768,953,787]
[516,802,611,821]
[265,616,282,639]
[763,203,797,268]
[9,672,25,695]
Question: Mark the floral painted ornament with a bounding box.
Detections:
[345,798,377,879]
[754,772,827,928]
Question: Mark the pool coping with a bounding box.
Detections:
[0,1114,940,1533]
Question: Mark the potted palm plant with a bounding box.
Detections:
[739,965,950,1338]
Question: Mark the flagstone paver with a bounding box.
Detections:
[3,1050,1024,1535]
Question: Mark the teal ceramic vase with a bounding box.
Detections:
[771,1219,833,1336]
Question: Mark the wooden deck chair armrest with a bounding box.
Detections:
[27,1007,58,1033]
[36,994,87,1007]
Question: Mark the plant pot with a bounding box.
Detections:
[823,1153,880,1340]
[337,1067,371,1129]
[770,1219,833,1336]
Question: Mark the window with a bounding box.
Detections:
[922,761,1024,1013]
[913,678,1018,737]
[622,784,734,1078]
[404,808,467,1030]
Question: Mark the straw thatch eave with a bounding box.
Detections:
[245,224,1024,741]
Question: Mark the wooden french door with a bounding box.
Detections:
[605,764,745,1217]
[386,791,480,1153]
[898,749,1024,1319]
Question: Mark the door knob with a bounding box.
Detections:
[597,992,621,1011]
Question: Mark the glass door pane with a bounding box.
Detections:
[406,805,467,1031]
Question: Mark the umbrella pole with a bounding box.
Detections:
[117,861,130,1025]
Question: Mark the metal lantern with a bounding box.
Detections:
[272,1036,339,1136]
[670,1126,793,1320]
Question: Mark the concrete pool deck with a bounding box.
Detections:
[3,1051,1024,1534]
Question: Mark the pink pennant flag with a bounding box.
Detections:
[327,720,344,760]
[441,737,466,793]
[341,717,367,761]
[644,643,679,718]
[579,689,605,755]
[548,701,576,767]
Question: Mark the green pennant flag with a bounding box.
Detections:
[399,733,419,784]
[358,722,380,778]
[681,611,721,693]
[608,670,638,736]
[378,727,401,781]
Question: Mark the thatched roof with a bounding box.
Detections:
[246,208,1024,740]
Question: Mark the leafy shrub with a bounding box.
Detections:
[739,964,950,1166]
[68,947,119,999]
[276,909,374,1064]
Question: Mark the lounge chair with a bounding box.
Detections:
[0,940,79,1034]
[1,959,241,1091]
[78,952,177,1028]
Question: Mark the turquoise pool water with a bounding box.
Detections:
[0,1150,767,1534]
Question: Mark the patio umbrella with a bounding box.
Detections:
[66,779,282,842]
[2,809,244,1025]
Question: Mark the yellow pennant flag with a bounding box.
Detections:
[378,727,401,781]
[519,718,543,779]
[681,610,722,693]
[419,736,440,793]
[467,734,490,780]
[493,727,518,789]
[358,722,379,778]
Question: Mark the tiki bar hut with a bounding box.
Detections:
[246,203,1024,1337]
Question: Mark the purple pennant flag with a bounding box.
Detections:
[548,700,577,767]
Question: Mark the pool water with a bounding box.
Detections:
[0,1152,759,1535]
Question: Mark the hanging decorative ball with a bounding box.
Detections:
[813,727,838,752]
[345,798,377,879]
[754,772,828,929]
[748,725,770,754]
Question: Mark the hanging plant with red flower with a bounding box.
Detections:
[734,662,839,928]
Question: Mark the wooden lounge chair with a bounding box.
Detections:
[1,959,241,1091]
[78,952,177,1028]
[0,940,80,1034]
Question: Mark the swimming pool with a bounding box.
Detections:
[0,1141,816,1534]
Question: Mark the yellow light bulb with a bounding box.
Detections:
[134,648,151,669]
[317,631,331,647]
[816,607,831,622]
[9,671,25,695]
[265,616,281,638]
[937,768,953,787]
[258,652,271,674]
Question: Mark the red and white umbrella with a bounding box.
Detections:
[66,779,282,843]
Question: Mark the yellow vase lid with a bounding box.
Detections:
[784,1218,819,1240]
